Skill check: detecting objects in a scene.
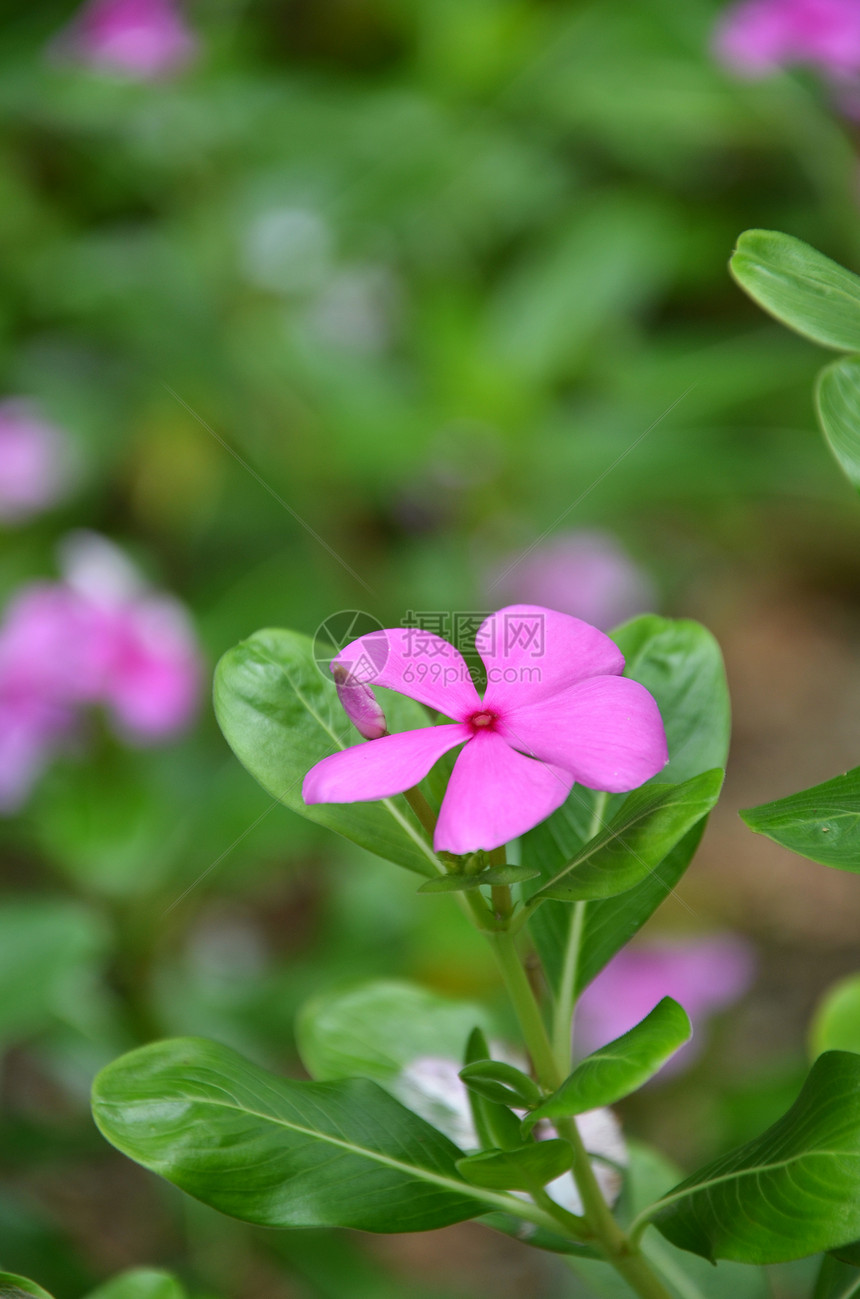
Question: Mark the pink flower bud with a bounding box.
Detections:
[332,664,387,740]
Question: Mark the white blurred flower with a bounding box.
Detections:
[242,207,332,295]
[306,265,400,354]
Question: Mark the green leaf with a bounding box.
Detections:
[456,1140,572,1191]
[816,357,860,491]
[92,1036,509,1233]
[830,1239,860,1268]
[296,980,517,1152]
[648,1051,860,1264]
[85,1272,185,1299]
[524,999,691,1130]
[811,974,860,1059]
[530,771,723,903]
[418,864,540,893]
[813,1254,860,1299]
[295,979,492,1087]
[0,1275,55,1299]
[730,230,860,352]
[524,616,729,1000]
[459,1060,542,1109]
[566,823,708,1003]
[214,628,442,876]
[740,767,860,871]
[463,1027,523,1153]
[612,616,733,790]
[569,1142,769,1298]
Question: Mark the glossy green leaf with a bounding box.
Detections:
[0,1275,54,1299]
[457,1140,572,1191]
[730,230,860,351]
[296,980,515,1154]
[295,979,492,1087]
[525,616,729,999]
[214,628,442,876]
[811,974,860,1059]
[524,999,690,1131]
[648,1051,860,1264]
[463,1027,523,1154]
[612,616,733,790]
[741,767,860,871]
[418,864,540,893]
[569,1142,768,1298]
[459,1060,542,1110]
[92,1036,514,1233]
[817,356,860,491]
[530,770,722,903]
[569,824,708,999]
[85,1272,185,1299]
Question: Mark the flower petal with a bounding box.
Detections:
[303,723,469,805]
[434,730,573,854]
[333,628,480,718]
[499,675,668,793]
[477,604,624,710]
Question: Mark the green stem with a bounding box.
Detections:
[531,1186,587,1236]
[489,929,561,1089]
[552,900,586,1076]
[551,791,608,1076]
[485,933,673,1299]
[403,785,437,839]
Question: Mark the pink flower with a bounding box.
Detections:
[58,0,197,80]
[0,401,73,524]
[0,534,202,812]
[59,531,201,741]
[714,0,860,78]
[303,605,668,854]
[0,585,95,811]
[488,531,655,632]
[576,936,756,1075]
[0,691,75,813]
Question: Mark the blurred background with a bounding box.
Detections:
[2,0,860,1295]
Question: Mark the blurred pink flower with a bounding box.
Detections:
[576,935,755,1075]
[59,0,197,80]
[59,531,202,741]
[714,0,860,79]
[0,692,75,813]
[0,401,73,524]
[487,531,655,632]
[0,533,201,812]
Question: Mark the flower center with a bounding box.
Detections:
[468,710,497,732]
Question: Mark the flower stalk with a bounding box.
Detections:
[487,926,674,1299]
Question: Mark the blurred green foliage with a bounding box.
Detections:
[1,0,859,1295]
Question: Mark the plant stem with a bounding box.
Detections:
[552,900,586,1076]
[486,930,673,1299]
[403,785,437,839]
[489,930,561,1090]
[551,790,608,1076]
